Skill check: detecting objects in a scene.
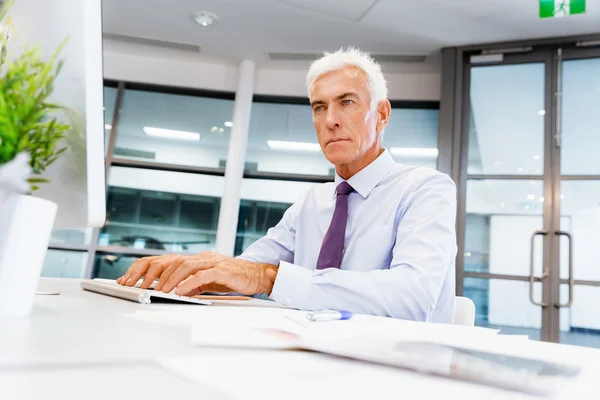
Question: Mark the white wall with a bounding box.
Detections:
[103,41,441,100]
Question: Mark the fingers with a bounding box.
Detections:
[154,256,186,291]
[140,255,175,289]
[118,256,160,286]
[161,258,216,293]
[175,268,220,296]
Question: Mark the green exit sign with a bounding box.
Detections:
[540,0,586,18]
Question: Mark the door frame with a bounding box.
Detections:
[551,44,600,343]
[445,34,600,343]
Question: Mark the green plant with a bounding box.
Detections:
[0,0,70,191]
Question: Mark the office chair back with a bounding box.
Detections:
[453,296,476,326]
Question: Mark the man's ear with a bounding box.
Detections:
[377,99,392,132]
[376,100,391,133]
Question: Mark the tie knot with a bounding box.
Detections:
[336,181,354,196]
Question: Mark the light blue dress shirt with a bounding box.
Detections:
[240,150,457,323]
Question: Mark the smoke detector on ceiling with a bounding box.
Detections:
[193,11,219,27]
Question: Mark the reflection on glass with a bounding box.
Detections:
[42,250,88,278]
[235,199,292,255]
[94,254,141,280]
[101,186,219,253]
[464,278,541,340]
[560,285,600,349]
[383,108,439,169]
[104,86,118,156]
[114,89,234,168]
[104,167,224,253]
[468,63,545,175]
[561,58,600,175]
[466,180,544,275]
[235,178,315,255]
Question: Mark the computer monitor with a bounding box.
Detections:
[5,0,106,228]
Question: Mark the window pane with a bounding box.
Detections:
[49,228,93,246]
[114,89,234,168]
[246,102,330,176]
[104,86,118,156]
[560,181,600,281]
[41,250,88,278]
[464,277,541,340]
[560,285,600,349]
[468,63,545,175]
[235,178,314,255]
[465,180,544,275]
[383,108,439,169]
[247,101,439,176]
[93,254,141,280]
[102,167,222,253]
[561,57,600,175]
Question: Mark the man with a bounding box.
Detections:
[118,47,457,323]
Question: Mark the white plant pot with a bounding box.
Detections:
[0,192,57,318]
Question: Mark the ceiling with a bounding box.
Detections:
[101,0,600,72]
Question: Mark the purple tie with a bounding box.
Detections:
[316,181,355,270]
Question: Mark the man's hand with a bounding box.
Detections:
[116,252,278,296]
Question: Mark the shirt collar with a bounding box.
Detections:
[334,149,396,199]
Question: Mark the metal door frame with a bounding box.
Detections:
[445,33,600,343]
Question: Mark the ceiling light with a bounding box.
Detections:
[539,197,545,203]
[267,140,321,152]
[524,204,531,211]
[517,168,524,173]
[500,202,506,208]
[193,11,219,27]
[530,181,537,186]
[105,124,112,130]
[538,110,546,116]
[561,194,565,200]
[224,121,233,128]
[527,194,536,200]
[533,155,541,161]
[219,128,224,133]
[389,148,439,158]
[211,126,219,133]
[464,252,472,257]
[143,126,200,142]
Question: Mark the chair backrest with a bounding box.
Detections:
[453,296,476,326]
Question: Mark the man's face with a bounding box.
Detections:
[309,67,381,167]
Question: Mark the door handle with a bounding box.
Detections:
[529,230,549,307]
[555,231,574,308]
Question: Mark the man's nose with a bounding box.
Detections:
[325,106,340,130]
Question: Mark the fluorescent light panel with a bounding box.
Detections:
[143,126,200,142]
[267,140,321,152]
[390,147,438,158]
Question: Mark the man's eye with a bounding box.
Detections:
[314,105,325,112]
[342,99,353,105]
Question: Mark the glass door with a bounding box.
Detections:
[460,49,553,341]
[459,41,600,349]
[554,47,600,348]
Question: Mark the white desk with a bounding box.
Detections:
[2,278,600,400]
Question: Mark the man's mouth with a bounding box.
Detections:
[327,138,349,145]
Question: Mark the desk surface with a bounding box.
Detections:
[2,278,600,400]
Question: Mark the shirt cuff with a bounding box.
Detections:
[269,261,312,308]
